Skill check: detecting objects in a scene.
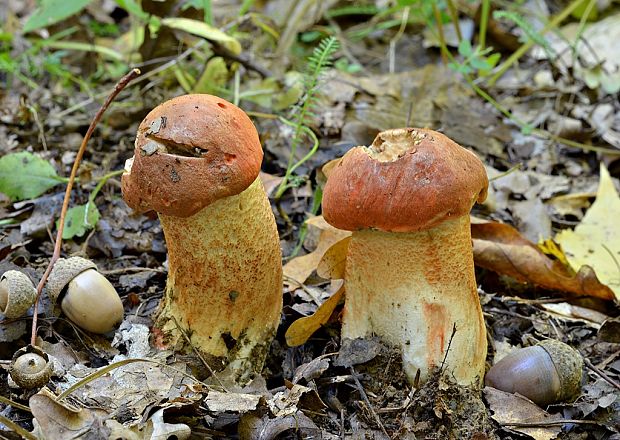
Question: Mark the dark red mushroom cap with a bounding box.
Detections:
[322,128,488,232]
[121,94,263,217]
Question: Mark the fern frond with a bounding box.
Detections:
[274,36,340,200]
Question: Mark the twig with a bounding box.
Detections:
[503,419,603,427]
[172,316,228,392]
[211,43,271,78]
[439,323,457,373]
[349,366,390,438]
[489,163,523,182]
[99,267,165,275]
[583,357,620,392]
[30,69,140,346]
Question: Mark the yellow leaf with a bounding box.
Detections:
[285,285,345,347]
[283,216,350,287]
[317,236,350,279]
[161,17,241,55]
[538,238,572,269]
[555,164,620,301]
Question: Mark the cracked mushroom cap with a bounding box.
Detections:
[122,94,263,217]
[322,128,488,232]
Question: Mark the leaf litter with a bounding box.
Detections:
[2,1,620,439]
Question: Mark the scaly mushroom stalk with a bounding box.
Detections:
[322,128,488,386]
[122,94,282,382]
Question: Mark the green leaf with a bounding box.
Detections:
[113,0,149,21]
[193,56,228,94]
[59,202,100,240]
[0,152,64,201]
[485,53,501,69]
[23,0,95,33]
[470,56,492,70]
[458,39,473,57]
[161,17,241,55]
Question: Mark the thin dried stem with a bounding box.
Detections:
[30,69,140,346]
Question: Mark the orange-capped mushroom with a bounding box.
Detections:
[122,94,282,383]
[322,128,488,386]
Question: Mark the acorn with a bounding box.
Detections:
[485,339,583,406]
[46,257,124,334]
[9,345,53,389]
[0,270,37,319]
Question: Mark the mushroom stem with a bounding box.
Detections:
[342,215,486,386]
[156,177,282,379]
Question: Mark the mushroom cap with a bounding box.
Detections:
[322,128,488,232]
[121,94,263,217]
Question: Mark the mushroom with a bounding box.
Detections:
[121,94,282,382]
[322,128,488,386]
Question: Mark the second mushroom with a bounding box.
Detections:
[122,94,282,383]
[322,128,489,386]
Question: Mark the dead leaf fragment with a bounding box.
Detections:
[205,391,261,413]
[30,388,110,440]
[317,236,351,279]
[292,357,330,384]
[472,222,615,301]
[238,411,320,440]
[285,285,344,347]
[143,408,191,440]
[484,387,562,440]
[555,164,620,301]
[283,216,350,287]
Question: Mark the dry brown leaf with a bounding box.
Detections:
[472,222,615,301]
[321,157,342,178]
[484,387,562,440]
[285,285,345,347]
[30,388,110,440]
[283,216,350,287]
[317,236,351,279]
[259,171,284,197]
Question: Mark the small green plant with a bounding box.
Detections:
[449,39,500,75]
[493,10,554,57]
[0,152,68,201]
[274,36,340,200]
[56,169,124,239]
[0,151,122,239]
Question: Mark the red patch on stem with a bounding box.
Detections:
[423,302,447,367]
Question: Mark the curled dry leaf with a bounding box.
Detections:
[30,387,110,440]
[282,216,350,287]
[238,411,319,440]
[143,408,191,440]
[472,222,615,301]
[285,285,344,347]
[483,387,562,440]
[316,236,351,279]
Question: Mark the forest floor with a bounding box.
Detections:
[1,1,619,439]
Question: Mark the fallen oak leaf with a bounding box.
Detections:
[555,163,620,301]
[285,285,345,347]
[317,236,351,279]
[283,216,350,288]
[30,387,110,440]
[472,221,615,301]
